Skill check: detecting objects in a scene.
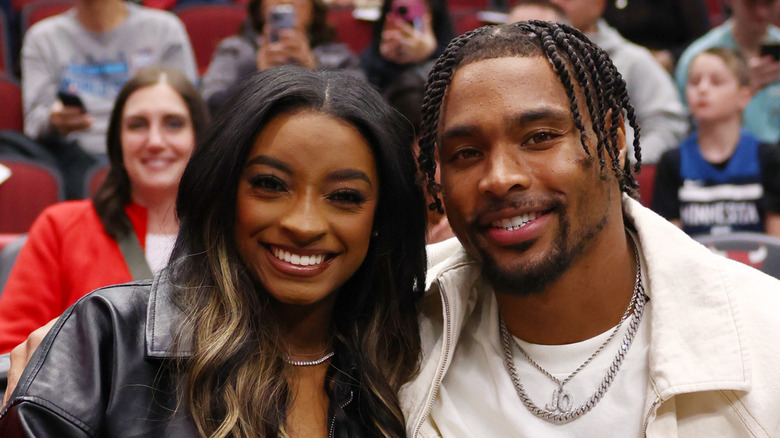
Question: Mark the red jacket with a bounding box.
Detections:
[0,200,147,353]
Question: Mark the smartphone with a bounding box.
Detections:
[760,43,780,61]
[57,90,86,113]
[268,4,296,43]
[392,0,425,30]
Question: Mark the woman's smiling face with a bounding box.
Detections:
[235,109,379,307]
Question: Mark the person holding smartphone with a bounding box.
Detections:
[359,0,454,95]
[20,0,197,199]
[676,0,780,145]
[200,0,363,115]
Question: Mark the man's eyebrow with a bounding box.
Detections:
[440,107,572,142]
[439,124,478,143]
[506,108,571,127]
[244,155,292,174]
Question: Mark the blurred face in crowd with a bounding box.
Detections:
[235,110,379,309]
[729,0,780,31]
[549,0,605,33]
[686,53,752,123]
[121,80,195,204]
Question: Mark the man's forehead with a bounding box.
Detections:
[439,56,571,123]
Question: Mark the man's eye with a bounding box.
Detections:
[449,148,482,162]
[526,131,559,145]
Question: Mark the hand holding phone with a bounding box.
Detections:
[760,43,780,62]
[57,90,87,113]
[391,0,425,31]
[268,4,296,43]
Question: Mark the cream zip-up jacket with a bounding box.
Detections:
[400,196,780,437]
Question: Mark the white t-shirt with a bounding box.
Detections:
[432,244,651,437]
[144,233,177,274]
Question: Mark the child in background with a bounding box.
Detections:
[653,47,780,237]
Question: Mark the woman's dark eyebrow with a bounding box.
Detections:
[327,169,373,186]
[244,155,293,174]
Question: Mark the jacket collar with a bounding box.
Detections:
[145,271,192,358]
[622,195,750,399]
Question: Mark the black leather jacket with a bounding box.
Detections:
[0,274,366,437]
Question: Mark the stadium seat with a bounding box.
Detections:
[0,233,23,253]
[0,74,23,132]
[452,10,483,34]
[0,156,64,233]
[327,7,374,56]
[0,233,26,295]
[20,0,76,33]
[176,3,247,75]
[84,162,109,198]
[635,163,657,208]
[695,232,780,279]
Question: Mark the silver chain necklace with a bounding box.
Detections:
[499,242,646,424]
[283,351,335,366]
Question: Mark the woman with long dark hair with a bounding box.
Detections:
[0,66,427,437]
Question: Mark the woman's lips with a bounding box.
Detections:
[265,245,336,277]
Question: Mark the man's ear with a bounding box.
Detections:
[604,109,628,167]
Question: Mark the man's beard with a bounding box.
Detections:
[477,206,608,296]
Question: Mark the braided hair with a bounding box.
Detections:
[418,20,642,213]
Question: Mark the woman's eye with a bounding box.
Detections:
[328,189,366,206]
[165,116,186,130]
[125,120,147,131]
[248,175,287,192]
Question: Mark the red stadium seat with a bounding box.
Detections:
[20,0,76,33]
[176,3,247,76]
[452,11,483,34]
[0,233,23,253]
[635,163,657,208]
[0,156,64,233]
[0,74,22,132]
[327,7,374,56]
[84,163,109,198]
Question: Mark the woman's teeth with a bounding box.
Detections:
[272,247,326,266]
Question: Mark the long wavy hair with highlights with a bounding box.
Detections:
[168,65,427,437]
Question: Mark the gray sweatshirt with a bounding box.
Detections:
[21,3,198,155]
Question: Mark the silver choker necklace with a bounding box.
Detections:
[283,351,334,366]
[499,241,646,424]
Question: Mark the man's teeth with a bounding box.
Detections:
[272,248,326,266]
[493,212,539,230]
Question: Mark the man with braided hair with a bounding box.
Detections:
[398,21,780,437]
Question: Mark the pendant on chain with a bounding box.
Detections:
[545,385,573,413]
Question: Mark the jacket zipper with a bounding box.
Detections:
[642,397,661,437]
[413,279,453,438]
[328,390,354,438]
